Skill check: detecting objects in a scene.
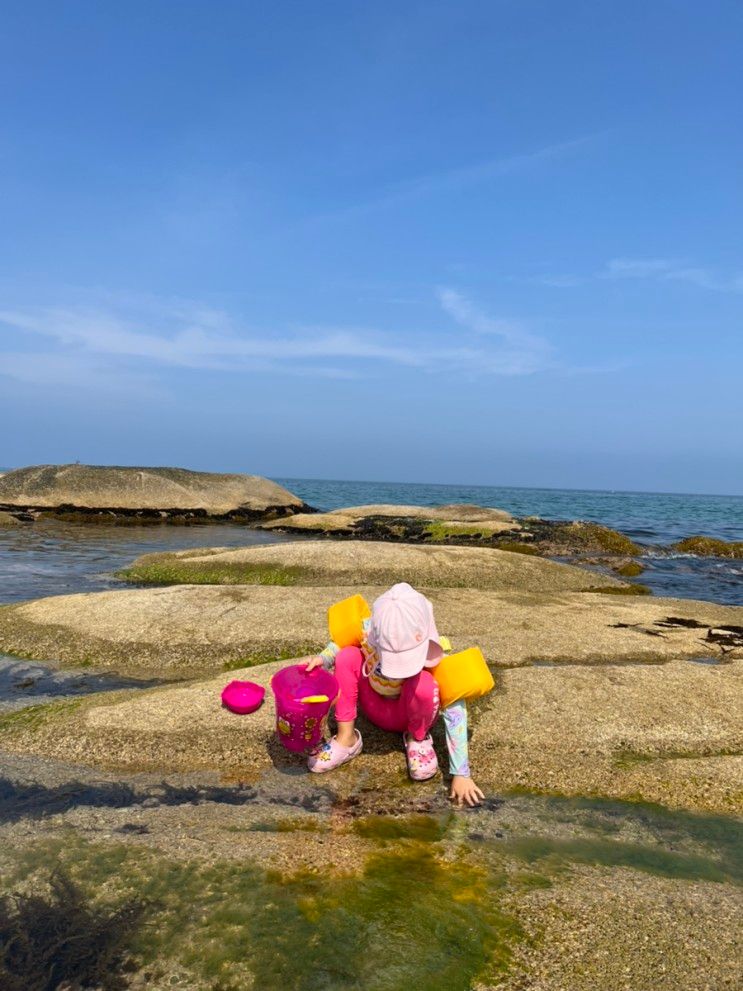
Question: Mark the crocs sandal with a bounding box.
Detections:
[404,733,439,781]
[307,730,363,773]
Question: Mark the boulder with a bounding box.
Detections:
[258,505,645,559]
[259,503,518,537]
[118,538,622,592]
[0,464,307,519]
[0,511,23,528]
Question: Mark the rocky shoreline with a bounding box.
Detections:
[0,463,312,525]
[1,466,741,989]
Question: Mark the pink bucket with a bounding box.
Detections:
[270,664,339,753]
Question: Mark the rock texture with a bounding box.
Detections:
[0,581,740,677]
[1,652,740,813]
[259,503,519,536]
[0,464,307,519]
[258,504,645,560]
[119,539,623,592]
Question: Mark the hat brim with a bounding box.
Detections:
[377,637,444,680]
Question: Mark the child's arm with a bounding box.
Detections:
[442,701,485,807]
[304,641,339,671]
[305,617,370,672]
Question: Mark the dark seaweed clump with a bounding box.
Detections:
[0,869,145,990]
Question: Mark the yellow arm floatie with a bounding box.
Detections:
[432,647,494,708]
[328,594,371,648]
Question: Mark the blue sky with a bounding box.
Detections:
[1,1,741,494]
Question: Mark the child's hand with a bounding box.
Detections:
[303,655,325,672]
[449,776,485,807]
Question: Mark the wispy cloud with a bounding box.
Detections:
[311,133,604,223]
[602,257,743,292]
[0,289,562,391]
[529,257,743,293]
[437,288,554,374]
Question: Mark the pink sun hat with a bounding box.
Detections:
[368,582,444,679]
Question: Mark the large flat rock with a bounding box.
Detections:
[0,582,741,677]
[1,654,740,813]
[120,538,623,591]
[260,502,515,530]
[0,463,305,517]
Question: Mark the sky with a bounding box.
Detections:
[1,1,741,495]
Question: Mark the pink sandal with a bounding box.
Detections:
[307,730,363,773]
[404,733,439,781]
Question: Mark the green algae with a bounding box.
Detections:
[588,582,652,596]
[0,698,84,735]
[117,556,307,586]
[508,793,743,883]
[352,813,451,842]
[222,643,317,672]
[614,560,645,577]
[673,535,743,559]
[1,836,523,991]
[502,834,731,883]
[494,541,540,555]
[425,521,505,541]
[612,746,743,770]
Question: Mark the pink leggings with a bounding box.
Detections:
[334,646,439,741]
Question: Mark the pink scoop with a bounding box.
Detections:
[221,680,265,715]
[270,664,339,752]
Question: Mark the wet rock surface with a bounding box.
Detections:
[1,522,742,988]
[0,655,161,715]
[1,749,740,990]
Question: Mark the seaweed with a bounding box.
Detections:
[0,869,145,991]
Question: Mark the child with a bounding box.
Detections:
[304,582,484,807]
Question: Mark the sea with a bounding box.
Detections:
[1,475,741,606]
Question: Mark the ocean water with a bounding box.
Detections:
[277,478,743,606]
[277,478,743,546]
[0,474,741,605]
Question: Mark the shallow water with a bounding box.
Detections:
[0,519,289,605]
[0,654,160,714]
[0,480,741,604]
[1,779,740,989]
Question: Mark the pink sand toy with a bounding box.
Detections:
[221,680,265,715]
[270,663,339,753]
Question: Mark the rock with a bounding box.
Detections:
[1,652,740,813]
[258,504,644,559]
[475,659,743,812]
[259,504,519,539]
[118,539,622,592]
[0,511,23,528]
[502,870,743,991]
[0,464,307,520]
[673,535,743,559]
[340,502,514,522]
[1,578,741,678]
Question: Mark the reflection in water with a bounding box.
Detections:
[0,520,291,605]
